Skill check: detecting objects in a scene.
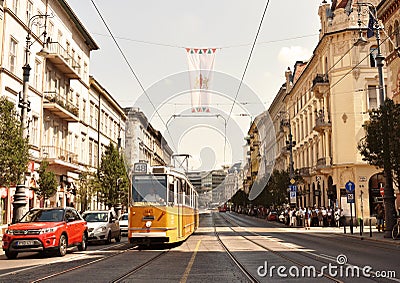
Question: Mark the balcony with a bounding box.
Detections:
[313,110,331,132]
[43,91,79,122]
[316,157,331,172]
[43,42,80,79]
[41,146,80,170]
[299,167,311,177]
[311,74,329,98]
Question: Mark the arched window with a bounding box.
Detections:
[395,20,400,47]
[370,45,378,67]
[388,26,394,53]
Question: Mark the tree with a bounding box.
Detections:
[97,143,129,210]
[35,161,58,206]
[76,169,96,212]
[0,96,30,187]
[358,99,399,236]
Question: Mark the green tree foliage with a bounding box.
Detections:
[36,161,58,204]
[76,169,96,212]
[358,99,400,187]
[97,143,129,209]
[0,96,29,187]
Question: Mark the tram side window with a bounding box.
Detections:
[184,184,190,206]
[168,183,174,206]
[177,179,182,205]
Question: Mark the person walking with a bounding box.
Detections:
[375,203,384,232]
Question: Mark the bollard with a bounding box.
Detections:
[360,219,363,236]
[369,219,372,237]
[344,220,346,234]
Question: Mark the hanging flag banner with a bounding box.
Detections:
[186,48,216,112]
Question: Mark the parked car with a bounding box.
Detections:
[119,213,128,236]
[267,211,278,221]
[82,210,121,244]
[2,207,88,259]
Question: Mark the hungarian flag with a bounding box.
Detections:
[367,9,375,38]
[186,48,216,112]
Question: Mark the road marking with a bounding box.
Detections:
[180,240,201,283]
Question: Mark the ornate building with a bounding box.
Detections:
[267,0,387,220]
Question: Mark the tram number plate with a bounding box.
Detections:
[16,240,35,246]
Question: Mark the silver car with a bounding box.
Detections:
[82,210,121,244]
[119,213,128,236]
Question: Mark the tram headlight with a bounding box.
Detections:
[145,221,152,228]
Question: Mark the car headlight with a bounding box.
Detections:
[40,227,59,234]
[98,225,107,232]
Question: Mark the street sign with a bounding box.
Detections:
[289,185,297,192]
[380,187,384,196]
[345,181,355,193]
[290,178,296,184]
[347,193,355,203]
[290,191,296,204]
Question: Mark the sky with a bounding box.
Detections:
[67,0,324,170]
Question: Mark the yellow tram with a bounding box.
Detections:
[128,163,199,245]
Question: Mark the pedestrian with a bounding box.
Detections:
[334,208,341,227]
[375,203,384,232]
[304,207,311,230]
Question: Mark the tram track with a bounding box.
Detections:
[218,212,397,283]
[217,212,343,282]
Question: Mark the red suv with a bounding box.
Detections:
[2,207,88,259]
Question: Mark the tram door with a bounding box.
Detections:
[176,179,181,238]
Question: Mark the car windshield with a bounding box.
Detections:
[83,212,108,222]
[120,214,128,221]
[20,209,65,222]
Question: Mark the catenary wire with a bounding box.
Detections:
[226,0,271,125]
[90,0,178,152]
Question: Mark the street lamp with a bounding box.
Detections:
[355,2,396,238]
[12,14,50,223]
[280,111,296,207]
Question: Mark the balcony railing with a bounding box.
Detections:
[44,42,80,79]
[299,167,311,177]
[44,91,79,122]
[313,109,331,132]
[41,145,78,164]
[316,157,331,170]
[311,74,329,98]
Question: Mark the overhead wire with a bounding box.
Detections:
[226,0,271,125]
[90,0,178,152]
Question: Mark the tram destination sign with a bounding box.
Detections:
[134,162,148,173]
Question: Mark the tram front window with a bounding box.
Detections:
[133,175,167,203]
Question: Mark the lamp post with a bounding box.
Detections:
[355,2,396,238]
[280,111,296,207]
[12,14,49,223]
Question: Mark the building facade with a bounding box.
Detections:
[124,107,173,172]
[0,0,127,224]
[266,0,387,220]
[377,0,400,103]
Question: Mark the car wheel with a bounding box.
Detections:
[78,233,88,251]
[56,234,67,257]
[5,250,18,259]
[115,231,121,242]
[105,231,112,244]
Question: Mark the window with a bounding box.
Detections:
[388,26,394,53]
[367,85,378,109]
[83,62,88,80]
[48,21,54,41]
[30,116,39,145]
[94,106,98,129]
[89,139,93,166]
[94,141,98,167]
[395,21,400,47]
[81,135,86,164]
[82,99,86,123]
[370,46,378,67]
[9,38,18,73]
[90,102,94,127]
[33,59,41,89]
[12,0,19,15]
[26,1,33,24]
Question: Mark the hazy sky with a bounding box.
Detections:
[67,0,324,170]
